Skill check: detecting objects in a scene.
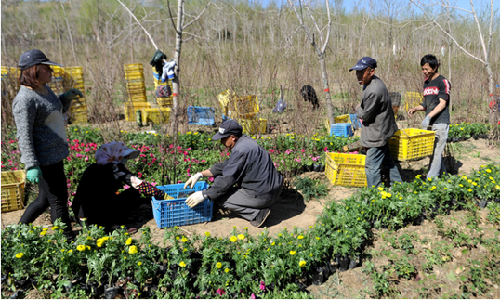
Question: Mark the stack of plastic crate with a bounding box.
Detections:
[65,67,87,124]
[124,64,151,122]
[217,89,266,135]
[151,66,173,108]
[403,92,423,111]
[49,66,87,124]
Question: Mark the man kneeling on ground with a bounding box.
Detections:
[183,120,283,228]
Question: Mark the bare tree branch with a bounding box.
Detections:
[116,0,158,50]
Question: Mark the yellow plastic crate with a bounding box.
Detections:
[388,128,435,161]
[124,63,143,72]
[334,114,350,124]
[124,102,151,121]
[157,98,173,107]
[240,117,267,135]
[233,95,259,118]
[325,153,367,187]
[1,170,26,212]
[71,101,87,112]
[71,110,88,124]
[142,108,171,124]
[403,92,423,111]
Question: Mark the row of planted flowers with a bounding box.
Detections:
[2,164,499,298]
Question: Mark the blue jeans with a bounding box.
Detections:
[427,124,449,179]
[365,144,402,188]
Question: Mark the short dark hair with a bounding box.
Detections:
[19,65,41,88]
[420,54,440,71]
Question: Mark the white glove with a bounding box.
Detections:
[130,176,143,189]
[185,191,206,208]
[184,173,203,189]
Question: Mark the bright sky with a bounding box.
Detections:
[259,0,489,15]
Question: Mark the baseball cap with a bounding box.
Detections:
[212,120,243,140]
[18,49,63,71]
[349,57,377,72]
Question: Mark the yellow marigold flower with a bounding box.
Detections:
[486,169,492,173]
[290,251,296,255]
[225,268,230,273]
[61,249,66,253]
[15,253,23,258]
[216,262,222,268]
[52,226,59,230]
[181,236,188,242]
[42,227,48,231]
[68,250,73,254]
[299,260,306,267]
[128,245,138,254]
[125,238,133,245]
[230,236,238,242]
[467,189,472,192]
[86,246,90,250]
[495,185,500,189]
[316,237,320,240]
[138,262,142,266]
[204,231,210,237]
[472,182,477,186]
[459,184,464,187]
[76,245,86,252]
[40,231,47,236]
[179,261,187,268]
[297,235,304,240]
[237,234,245,240]
[271,242,275,246]
[86,236,92,240]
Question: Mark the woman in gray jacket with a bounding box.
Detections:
[13,49,83,241]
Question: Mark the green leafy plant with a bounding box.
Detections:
[294,176,328,202]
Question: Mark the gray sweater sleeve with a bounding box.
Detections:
[12,91,39,169]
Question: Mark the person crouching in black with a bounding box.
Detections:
[300,85,320,110]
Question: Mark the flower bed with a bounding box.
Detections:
[2,164,499,298]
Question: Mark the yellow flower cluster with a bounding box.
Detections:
[97,236,111,248]
[76,245,86,252]
[128,245,138,254]
[125,238,133,245]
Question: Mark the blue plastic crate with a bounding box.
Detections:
[330,123,353,137]
[349,114,362,130]
[151,181,213,228]
[187,106,215,125]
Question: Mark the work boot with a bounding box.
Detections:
[250,208,271,228]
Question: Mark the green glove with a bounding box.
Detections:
[63,88,84,100]
[27,166,43,184]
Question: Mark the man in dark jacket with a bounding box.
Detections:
[184,120,283,227]
[350,57,402,188]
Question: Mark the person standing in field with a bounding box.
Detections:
[408,54,451,179]
[13,49,83,241]
[183,120,283,228]
[350,56,402,188]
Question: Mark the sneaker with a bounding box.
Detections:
[250,208,271,228]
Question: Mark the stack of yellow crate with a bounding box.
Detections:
[124,64,151,122]
[49,66,87,124]
[217,90,266,135]
[152,66,173,108]
[137,66,172,124]
[403,92,423,111]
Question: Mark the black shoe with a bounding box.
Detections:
[250,208,270,228]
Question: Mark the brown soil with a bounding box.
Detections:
[1,138,499,298]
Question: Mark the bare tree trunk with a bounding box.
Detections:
[171,0,184,145]
[319,53,334,126]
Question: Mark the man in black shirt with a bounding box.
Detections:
[408,54,451,178]
[183,120,283,227]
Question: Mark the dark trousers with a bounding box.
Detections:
[365,144,402,188]
[217,186,282,221]
[20,161,74,239]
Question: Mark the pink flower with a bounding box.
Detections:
[301,149,305,153]
[169,144,174,149]
[259,281,266,291]
[250,293,256,299]
[312,157,318,162]
[137,172,142,178]
[12,167,17,170]
[295,158,301,163]
[151,182,157,186]
[201,160,205,163]
[124,185,130,189]
[67,157,72,161]
[324,147,328,151]
[208,177,214,182]
[216,289,225,296]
